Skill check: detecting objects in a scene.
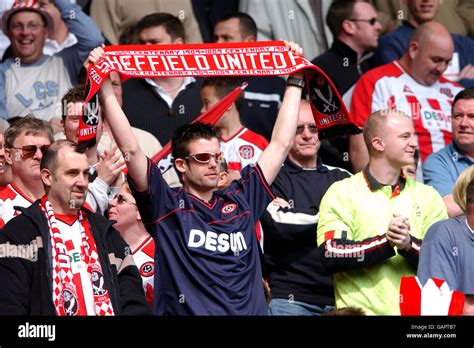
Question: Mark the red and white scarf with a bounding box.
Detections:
[40,196,114,316]
[81,41,360,149]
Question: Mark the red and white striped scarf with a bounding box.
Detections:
[40,196,114,316]
[81,41,360,148]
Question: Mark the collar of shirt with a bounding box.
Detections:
[145,77,196,108]
[449,142,474,164]
[402,20,416,30]
[285,157,326,173]
[363,166,406,192]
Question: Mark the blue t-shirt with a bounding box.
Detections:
[423,142,474,197]
[418,215,474,295]
[129,159,273,315]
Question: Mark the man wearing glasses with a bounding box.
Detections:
[311,0,381,174]
[0,115,53,227]
[90,42,304,315]
[0,0,103,128]
[0,140,151,315]
[260,100,350,315]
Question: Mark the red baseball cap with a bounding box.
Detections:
[2,0,54,36]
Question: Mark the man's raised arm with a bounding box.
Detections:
[87,47,148,192]
[257,42,304,185]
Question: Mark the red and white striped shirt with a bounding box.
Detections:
[0,183,34,228]
[349,60,463,162]
[219,127,268,172]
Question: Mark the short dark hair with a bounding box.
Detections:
[326,0,367,37]
[202,77,244,111]
[4,114,54,148]
[61,85,103,121]
[135,12,185,42]
[172,122,221,160]
[466,180,474,206]
[40,140,78,173]
[216,12,257,38]
[452,88,474,114]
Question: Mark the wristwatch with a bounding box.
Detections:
[286,76,305,89]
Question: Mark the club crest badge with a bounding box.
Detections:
[140,261,154,277]
[221,203,237,214]
[239,145,254,160]
[309,73,341,115]
[59,284,78,316]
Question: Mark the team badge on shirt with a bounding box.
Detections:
[221,203,237,214]
[239,145,254,160]
[140,261,154,277]
[439,88,453,98]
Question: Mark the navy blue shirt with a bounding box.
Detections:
[129,159,273,315]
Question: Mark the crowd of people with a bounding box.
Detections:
[0,0,473,316]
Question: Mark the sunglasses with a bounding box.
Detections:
[185,151,224,164]
[348,17,378,26]
[113,194,136,205]
[9,144,50,158]
[296,124,318,135]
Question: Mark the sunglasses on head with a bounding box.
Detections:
[10,144,50,158]
[295,124,318,135]
[348,17,378,26]
[113,194,136,205]
[185,151,224,164]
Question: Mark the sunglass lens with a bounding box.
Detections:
[194,153,212,163]
[22,145,37,158]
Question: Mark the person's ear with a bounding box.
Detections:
[174,158,187,175]
[341,19,356,35]
[408,41,419,60]
[41,168,52,187]
[4,148,13,166]
[174,37,184,44]
[372,137,385,152]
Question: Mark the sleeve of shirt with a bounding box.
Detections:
[233,163,275,224]
[349,74,378,128]
[316,181,396,273]
[417,221,458,291]
[261,202,319,241]
[127,158,177,235]
[0,216,36,315]
[422,151,454,197]
[56,0,104,84]
[86,177,110,215]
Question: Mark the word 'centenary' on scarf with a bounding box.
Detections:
[82,41,360,147]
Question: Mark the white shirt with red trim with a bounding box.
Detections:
[349,60,463,163]
[220,127,269,172]
[0,183,34,228]
[132,235,155,306]
[55,214,96,316]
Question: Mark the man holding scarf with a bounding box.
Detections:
[88,41,304,315]
[0,140,150,315]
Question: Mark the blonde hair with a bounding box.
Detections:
[452,166,474,212]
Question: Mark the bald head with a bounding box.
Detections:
[363,110,409,155]
[410,22,452,49]
[402,21,454,86]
